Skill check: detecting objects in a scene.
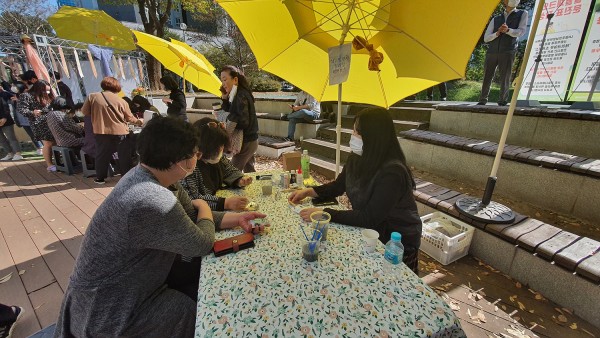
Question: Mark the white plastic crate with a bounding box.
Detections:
[419,212,475,265]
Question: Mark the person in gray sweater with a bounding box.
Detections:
[54,117,266,338]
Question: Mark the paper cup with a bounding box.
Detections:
[361,229,379,253]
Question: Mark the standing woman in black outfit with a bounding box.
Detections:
[220,65,259,172]
[160,76,188,122]
[289,107,422,273]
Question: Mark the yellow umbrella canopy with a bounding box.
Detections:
[48,6,136,51]
[170,38,216,73]
[132,30,221,96]
[217,0,498,107]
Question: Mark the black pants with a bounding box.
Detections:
[479,51,516,105]
[426,82,447,99]
[167,257,201,301]
[94,134,133,180]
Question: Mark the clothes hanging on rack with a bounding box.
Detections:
[88,44,113,77]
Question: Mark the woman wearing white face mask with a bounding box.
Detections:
[182,117,254,212]
[17,80,57,170]
[289,108,422,273]
[54,117,267,337]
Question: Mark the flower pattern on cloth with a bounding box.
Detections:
[196,171,466,338]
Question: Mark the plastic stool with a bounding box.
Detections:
[52,146,82,175]
[80,149,96,178]
[80,149,116,178]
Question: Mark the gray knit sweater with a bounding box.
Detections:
[54,165,222,337]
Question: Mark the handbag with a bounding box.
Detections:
[213,233,255,257]
[225,119,243,155]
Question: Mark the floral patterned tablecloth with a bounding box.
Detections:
[196,171,465,338]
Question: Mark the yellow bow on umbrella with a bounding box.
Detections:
[96,33,115,43]
[352,36,384,72]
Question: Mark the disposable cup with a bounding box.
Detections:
[361,229,379,253]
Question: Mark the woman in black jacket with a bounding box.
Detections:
[160,76,188,122]
[220,65,259,172]
[289,107,422,273]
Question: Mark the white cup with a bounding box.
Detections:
[361,229,379,253]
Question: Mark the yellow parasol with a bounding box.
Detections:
[132,30,221,96]
[48,6,136,51]
[217,0,498,175]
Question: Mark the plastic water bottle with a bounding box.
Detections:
[301,150,310,179]
[383,232,404,275]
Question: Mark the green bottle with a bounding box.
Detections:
[301,150,310,179]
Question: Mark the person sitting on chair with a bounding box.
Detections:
[283,90,320,141]
[46,97,84,150]
[182,117,253,212]
[53,117,267,337]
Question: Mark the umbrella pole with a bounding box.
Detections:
[334,2,355,177]
[183,65,187,93]
[455,0,545,224]
[335,83,343,177]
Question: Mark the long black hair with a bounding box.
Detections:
[220,65,254,101]
[160,76,180,92]
[29,80,54,106]
[353,107,415,189]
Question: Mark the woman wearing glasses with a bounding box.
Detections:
[182,117,253,211]
[54,117,267,337]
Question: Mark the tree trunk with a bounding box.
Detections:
[146,55,162,90]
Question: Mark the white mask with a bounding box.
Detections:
[228,84,238,103]
[508,0,520,7]
[10,86,18,93]
[349,134,363,156]
[204,150,223,164]
[177,161,194,177]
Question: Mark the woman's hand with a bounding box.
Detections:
[299,207,323,222]
[224,196,249,211]
[192,199,213,221]
[288,188,317,204]
[134,118,144,126]
[33,109,41,117]
[237,212,269,234]
[237,176,253,187]
[161,98,172,104]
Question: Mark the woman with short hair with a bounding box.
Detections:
[289,108,422,272]
[160,76,188,122]
[182,117,253,211]
[46,97,84,149]
[54,117,267,337]
[81,77,142,184]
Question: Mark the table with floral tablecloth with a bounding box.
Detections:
[196,170,465,338]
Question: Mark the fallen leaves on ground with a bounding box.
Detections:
[0,273,12,283]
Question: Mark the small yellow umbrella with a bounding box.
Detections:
[48,6,136,51]
[132,30,221,96]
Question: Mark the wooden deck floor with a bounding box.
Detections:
[0,159,598,338]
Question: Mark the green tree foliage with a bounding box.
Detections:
[101,0,213,89]
[0,0,56,36]
[466,0,536,81]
